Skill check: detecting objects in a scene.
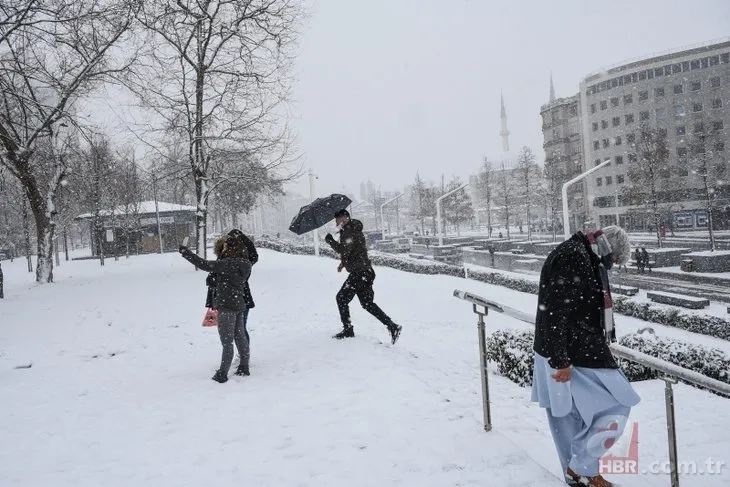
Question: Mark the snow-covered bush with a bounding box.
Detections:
[486,329,535,387]
[618,333,730,396]
[614,297,730,341]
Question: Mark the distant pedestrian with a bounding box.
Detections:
[635,247,644,273]
[640,247,651,273]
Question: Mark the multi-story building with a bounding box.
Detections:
[546,38,730,231]
[540,93,586,233]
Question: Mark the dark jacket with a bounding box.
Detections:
[533,232,617,370]
[182,249,252,312]
[325,219,372,273]
[205,234,258,309]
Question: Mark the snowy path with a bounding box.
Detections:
[1,251,729,486]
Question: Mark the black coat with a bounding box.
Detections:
[182,249,252,312]
[533,232,617,370]
[205,234,258,309]
[326,219,372,273]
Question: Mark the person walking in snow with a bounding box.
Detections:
[324,209,402,344]
[531,225,640,487]
[226,228,258,343]
[181,235,252,383]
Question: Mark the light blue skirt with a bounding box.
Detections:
[531,353,641,421]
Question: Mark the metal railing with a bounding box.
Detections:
[453,289,730,487]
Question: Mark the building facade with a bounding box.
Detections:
[540,94,586,233]
[545,39,730,232]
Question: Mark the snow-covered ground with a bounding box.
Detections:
[1,251,729,486]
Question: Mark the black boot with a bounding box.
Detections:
[212,369,228,383]
[333,324,354,339]
[388,323,402,345]
[234,364,250,376]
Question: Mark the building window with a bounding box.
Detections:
[602,120,609,129]
[694,122,704,133]
[676,126,685,136]
[629,153,637,163]
[713,120,725,131]
[592,122,599,131]
[691,80,701,91]
[611,97,619,107]
[625,113,635,124]
[591,103,596,114]
[606,176,613,185]
[673,84,683,94]
[716,142,726,152]
[595,159,601,167]
[602,138,610,148]
[617,175,625,184]
[570,106,578,117]
[639,71,647,80]
[612,116,621,127]
[692,102,703,112]
[639,90,649,101]
[615,135,622,146]
[679,167,689,177]
[627,133,636,144]
[712,98,723,109]
[596,177,603,186]
[616,155,624,164]
[655,67,664,77]
[723,53,730,63]
[640,111,650,121]
[655,87,665,98]
[710,76,721,88]
[593,141,600,150]
[624,94,633,104]
[600,100,608,110]
[655,108,666,120]
[674,104,685,116]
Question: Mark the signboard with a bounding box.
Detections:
[139,216,174,226]
[105,229,115,242]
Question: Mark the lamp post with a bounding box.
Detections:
[562,159,611,240]
[437,183,469,246]
[309,169,319,256]
[380,194,403,237]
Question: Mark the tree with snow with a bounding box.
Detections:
[477,158,496,238]
[130,0,302,258]
[443,176,473,235]
[515,146,542,240]
[0,0,138,282]
[687,124,725,251]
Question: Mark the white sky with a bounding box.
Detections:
[84,0,730,201]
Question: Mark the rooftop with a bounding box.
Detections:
[76,201,197,219]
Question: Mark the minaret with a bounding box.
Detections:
[500,92,510,152]
[549,72,556,102]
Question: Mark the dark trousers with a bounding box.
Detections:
[336,269,393,328]
[217,309,250,375]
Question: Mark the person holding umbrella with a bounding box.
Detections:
[325,209,402,344]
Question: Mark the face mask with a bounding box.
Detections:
[335,222,344,232]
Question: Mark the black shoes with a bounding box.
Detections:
[388,324,402,345]
[333,325,355,339]
[212,370,228,383]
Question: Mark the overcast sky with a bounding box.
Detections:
[287,0,730,199]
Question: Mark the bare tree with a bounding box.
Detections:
[443,176,473,235]
[623,125,673,247]
[688,123,725,251]
[477,158,496,237]
[0,0,138,282]
[543,162,565,241]
[496,161,515,239]
[515,146,541,240]
[130,0,302,257]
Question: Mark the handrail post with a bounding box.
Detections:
[473,303,492,432]
[663,376,680,487]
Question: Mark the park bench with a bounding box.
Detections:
[647,291,709,309]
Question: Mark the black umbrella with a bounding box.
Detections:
[289,194,352,235]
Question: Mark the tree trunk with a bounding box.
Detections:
[64,228,69,261]
[22,198,33,273]
[703,175,716,251]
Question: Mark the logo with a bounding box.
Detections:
[587,415,639,475]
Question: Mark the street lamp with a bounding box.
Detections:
[437,183,469,246]
[562,159,611,240]
[380,194,403,236]
[308,169,319,256]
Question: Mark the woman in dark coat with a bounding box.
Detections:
[180,236,252,383]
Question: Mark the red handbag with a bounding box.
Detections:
[202,308,219,327]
